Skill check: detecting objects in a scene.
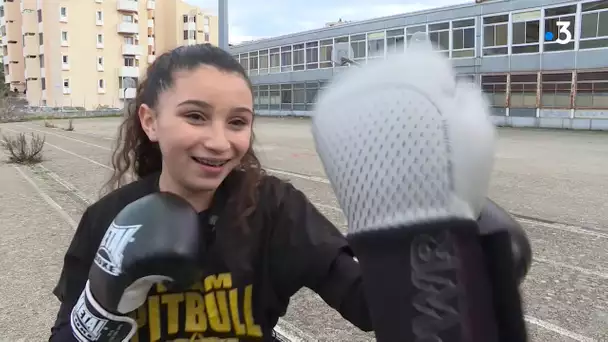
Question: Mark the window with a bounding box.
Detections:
[481,75,507,107]
[386,28,405,54]
[124,36,134,45]
[319,39,333,68]
[511,10,540,54]
[119,77,138,89]
[292,44,304,71]
[367,31,385,60]
[280,46,292,72]
[452,18,475,58]
[269,48,280,73]
[63,78,70,89]
[97,33,104,47]
[252,85,259,109]
[350,34,366,62]
[239,53,249,73]
[543,5,576,52]
[62,55,68,64]
[575,71,608,109]
[292,83,306,110]
[96,10,103,24]
[122,15,134,23]
[483,14,508,56]
[183,30,188,40]
[248,51,259,75]
[306,82,319,109]
[38,32,43,45]
[258,49,269,75]
[305,41,318,69]
[333,36,349,66]
[541,73,572,108]
[39,54,44,68]
[37,9,42,23]
[428,22,450,53]
[204,33,209,41]
[183,15,188,23]
[124,57,135,66]
[257,84,269,110]
[98,79,105,89]
[97,56,103,70]
[280,84,292,110]
[61,31,68,43]
[406,25,426,46]
[269,84,280,110]
[41,77,45,90]
[580,0,608,50]
[510,74,538,108]
[60,7,67,20]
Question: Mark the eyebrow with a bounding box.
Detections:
[177,99,253,116]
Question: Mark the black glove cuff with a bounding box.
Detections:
[70,280,137,342]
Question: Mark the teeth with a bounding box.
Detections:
[194,157,227,166]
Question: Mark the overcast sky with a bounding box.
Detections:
[186,0,472,44]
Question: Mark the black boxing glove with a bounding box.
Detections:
[70,192,201,342]
[478,198,533,284]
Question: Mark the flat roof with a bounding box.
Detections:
[229,0,505,49]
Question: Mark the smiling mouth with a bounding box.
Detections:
[191,157,230,167]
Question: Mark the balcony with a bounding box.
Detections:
[117,0,138,12]
[119,88,137,99]
[117,22,138,34]
[119,66,139,78]
[122,44,142,55]
[147,0,155,10]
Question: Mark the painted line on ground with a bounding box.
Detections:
[16,129,602,342]
[13,165,77,228]
[524,315,597,342]
[533,258,608,279]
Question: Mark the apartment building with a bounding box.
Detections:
[0,0,218,109]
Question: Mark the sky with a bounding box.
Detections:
[186,0,473,44]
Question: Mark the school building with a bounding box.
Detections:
[229,0,608,130]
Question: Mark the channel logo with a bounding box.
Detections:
[545,21,573,45]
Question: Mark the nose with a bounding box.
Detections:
[203,121,231,153]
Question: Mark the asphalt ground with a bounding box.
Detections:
[0,116,606,341]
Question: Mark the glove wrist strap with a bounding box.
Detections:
[70,280,138,342]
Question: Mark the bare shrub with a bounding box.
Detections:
[0,132,46,164]
[64,119,74,131]
[44,120,56,128]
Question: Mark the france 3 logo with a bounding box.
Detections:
[545,21,573,45]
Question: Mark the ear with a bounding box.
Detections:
[138,103,158,142]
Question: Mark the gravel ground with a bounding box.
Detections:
[0,117,606,342]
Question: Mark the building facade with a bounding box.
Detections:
[1,0,218,109]
[229,0,608,130]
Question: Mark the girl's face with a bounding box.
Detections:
[139,65,254,196]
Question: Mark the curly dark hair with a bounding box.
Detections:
[104,43,264,223]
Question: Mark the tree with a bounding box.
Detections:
[0,67,8,98]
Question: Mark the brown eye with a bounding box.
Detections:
[184,112,206,123]
[229,118,249,128]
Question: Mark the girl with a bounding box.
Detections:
[49,44,371,341]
